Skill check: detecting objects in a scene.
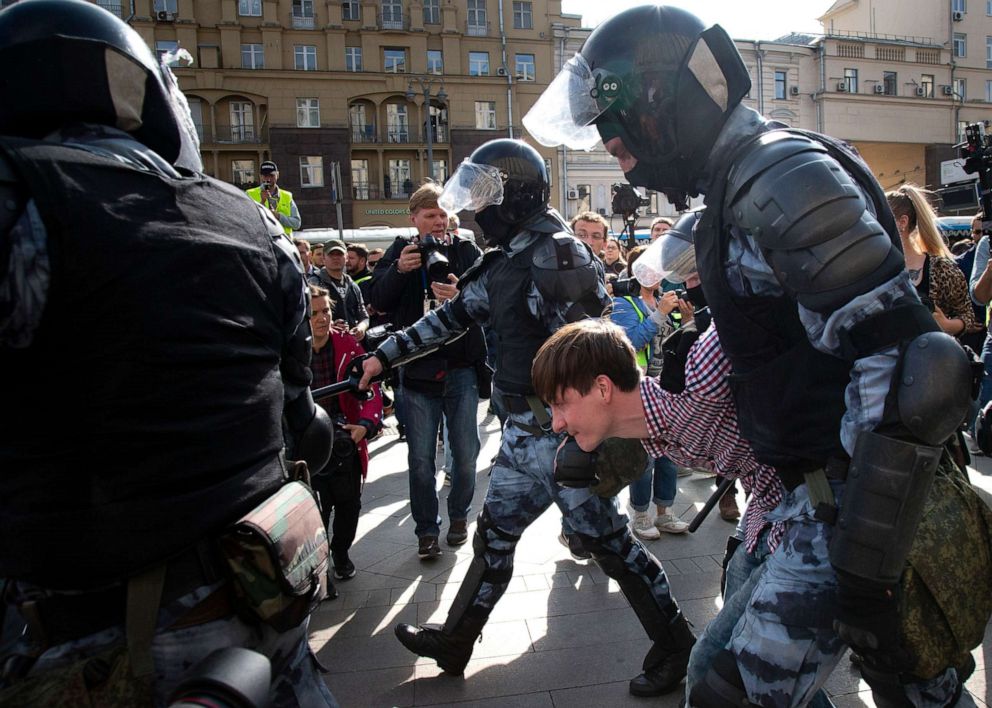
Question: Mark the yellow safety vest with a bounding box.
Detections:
[622,296,649,370]
[246,186,294,235]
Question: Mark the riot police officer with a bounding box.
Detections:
[0,1,334,704]
[525,5,974,707]
[358,138,697,697]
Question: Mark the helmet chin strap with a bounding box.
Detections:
[476,207,516,247]
[623,161,689,211]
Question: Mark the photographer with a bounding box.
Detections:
[309,286,383,585]
[368,182,486,559]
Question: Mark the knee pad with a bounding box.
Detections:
[688,650,747,708]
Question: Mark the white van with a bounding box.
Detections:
[297,226,476,252]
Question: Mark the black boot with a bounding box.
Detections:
[629,612,695,697]
[394,613,488,675]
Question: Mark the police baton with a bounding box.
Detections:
[688,476,735,533]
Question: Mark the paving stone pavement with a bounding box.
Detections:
[309,401,992,707]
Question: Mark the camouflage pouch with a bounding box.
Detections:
[0,645,152,708]
[591,437,649,499]
[900,453,992,680]
[218,481,329,632]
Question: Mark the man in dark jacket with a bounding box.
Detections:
[369,182,486,559]
[310,239,369,341]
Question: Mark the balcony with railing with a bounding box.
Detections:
[380,9,408,30]
[291,12,316,28]
[352,183,382,200]
[466,20,490,36]
[426,125,448,144]
[96,0,123,17]
[350,124,379,143]
[386,128,412,144]
[212,125,263,144]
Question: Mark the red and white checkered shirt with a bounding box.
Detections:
[640,326,785,553]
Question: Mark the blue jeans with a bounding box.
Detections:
[629,455,678,511]
[402,366,481,538]
[974,333,992,435]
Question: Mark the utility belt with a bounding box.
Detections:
[776,457,850,524]
[501,393,553,436]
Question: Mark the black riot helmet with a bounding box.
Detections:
[0,0,202,170]
[439,139,550,246]
[524,5,750,208]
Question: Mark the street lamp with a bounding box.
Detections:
[406,77,447,183]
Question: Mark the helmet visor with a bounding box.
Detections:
[632,232,697,285]
[438,160,505,214]
[523,54,611,151]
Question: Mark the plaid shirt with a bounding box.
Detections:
[640,326,784,553]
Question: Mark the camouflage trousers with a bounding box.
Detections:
[7,581,337,708]
[470,407,675,614]
[685,483,973,707]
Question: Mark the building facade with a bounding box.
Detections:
[107,0,577,229]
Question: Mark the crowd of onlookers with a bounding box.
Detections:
[297,181,992,596]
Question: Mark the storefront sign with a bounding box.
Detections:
[365,208,409,216]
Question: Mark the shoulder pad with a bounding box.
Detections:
[0,150,27,238]
[531,232,599,305]
[456,248,501,289]
[727,130,867,251]
[270,225,305,275]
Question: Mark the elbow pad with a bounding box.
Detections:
[285,389,332,474]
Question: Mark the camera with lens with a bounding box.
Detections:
[364,323,395,351]
[611,183,651,218]
[331,414,357,459]
[961,121,992,227]
[417,235,451,283]
[611,276,641,297]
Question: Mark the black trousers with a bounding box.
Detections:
[312,453,362,560]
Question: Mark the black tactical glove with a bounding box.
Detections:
[833,570,914,674]
[553,436,598,488]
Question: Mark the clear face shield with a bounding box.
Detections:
[438,160,505,214]
[159,48,203,172]
[631,231,697,286]
[523,53,618,151]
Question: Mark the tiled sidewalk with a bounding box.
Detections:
[310,404,992,707]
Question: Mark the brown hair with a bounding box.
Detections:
[409,181,443,213]
[293,238,311,252]
[311,242,324,254]
[570,211,609,235]
[626,245,648,270]
[532,319,640,404]
[308,284,330,299]
[347,243,369,259]
[650,216,673,230]
[885,183,951,258]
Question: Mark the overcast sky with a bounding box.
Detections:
[560,0,834,40]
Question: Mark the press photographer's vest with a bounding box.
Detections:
[0,136,287,588]
[247,185,294,235]
[696,128,893,477]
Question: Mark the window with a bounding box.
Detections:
[423,0,440,24]
[297,98,320,128]
[955,77,967,100]
[294,45,317,70]
[230,101,254,142]
[921,74,935,97]
[300,156,324,188]
[774,70,787,99]
[475,100,496,130]
[386,103,409,142]
[427,104,447,142]
[232,160,255,187]
[155,40,178,60]
[153,0,177,12]
[469,51,489,76]
[241,43,264,69]
[345,46,362,72]
[988,0,992,15]
[384,48,406,73]
[987,36,992,68]
[467,0,486,32]
[381,0,403,28]
[238,0,261,15]
[187,98,204,141]
[883,71,897,95]
[954,32,967,57]
[987,79,992,102]
[431,159,448,183]
[427,50,443,75]
[342,0,359,20]
[512,1,532,29]
[515,53,535,81]
[387,159,412,198]
[352,159,371,199]
[350,104,375,142]
[292,0,314,17]
[844,67,858,93]
[953,0,966,12]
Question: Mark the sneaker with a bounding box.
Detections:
[557,531,591,561]
[418,535,442,560]
[631,510,662,540]
[654,513,689,534]
[719,493,740,522]
[333,554,357,581]
[446,520,468,547]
